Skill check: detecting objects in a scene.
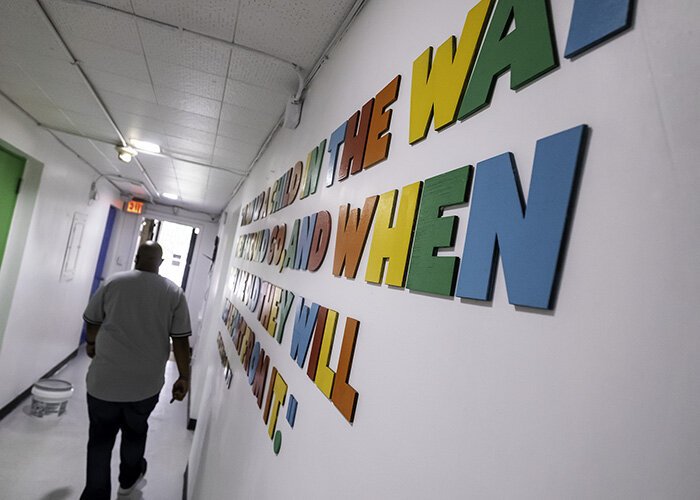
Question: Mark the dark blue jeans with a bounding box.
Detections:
[80,393,159,500]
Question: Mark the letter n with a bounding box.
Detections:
[455,125,588,309]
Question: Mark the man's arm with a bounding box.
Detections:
[85,322,101,358]
[171,337,191,401]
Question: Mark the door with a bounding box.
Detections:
[0,147,26,269]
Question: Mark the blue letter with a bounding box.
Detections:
[326,122,347,187]
[290,299,319,368]
[455,125,588,309]
[565,0,634,58]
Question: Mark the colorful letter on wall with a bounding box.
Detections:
[407,166,472,296]
[365,183,422,287]
[458,0,558,120]
[331,317,360,423]
[409,0,493,143]
[455,125,588,309]
[364,76,401,167]
[290,299,319,368]
[565,0,634,58]
[333,196,379,279]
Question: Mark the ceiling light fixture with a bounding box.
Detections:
[116,145,137,163]
[130,138,161,154]
[161,192,179,200]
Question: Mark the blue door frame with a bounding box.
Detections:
[80,205,117,343]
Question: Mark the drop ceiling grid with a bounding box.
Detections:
[147,59,227,101]
[0,1,67,58]
[152,86,222,119]
[52,132,120,176]
[46,1,144,55]
[165,125,217,146]
[32,79,106,117]
[228,48,298,93]
[166,137,215,159]
[90,0,133,11]
[67,37,152,82]
[138,23,231,76]
[85,68,157,103]
[219,103,280,131]
[235,0,358,68]
[223,79,288,112]
[214,136,262,157]
[61,110,120,140]
[131,0,241,42]
[216,120,268,144]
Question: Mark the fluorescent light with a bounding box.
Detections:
[161,192,179,200]
[130,138,161,154]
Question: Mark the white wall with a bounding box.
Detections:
[189,1,700,498]
[0,94,120,408]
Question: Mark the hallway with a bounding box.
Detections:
[0,349,192,499]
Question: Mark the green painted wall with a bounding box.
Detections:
[0,147,25,269]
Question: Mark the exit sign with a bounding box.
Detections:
[125,200,144,214]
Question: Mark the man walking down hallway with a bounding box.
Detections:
[81,241,192,499]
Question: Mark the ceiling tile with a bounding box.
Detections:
[85,68,157,103]
[132,0,240,41]
[235,0,356,68]
[68,37,151,82]
[102,91,163,118]
[166,137,215,158]
[219,103,279,131]
[213,146,256,165]
[0,1,68,59]
[138,22,231,76]
[37,81,107,117]
[45,0,143,54]
[165,125,216,146]
[216,121,265,144]
[228,46,298,94]
[51,132,122,176]
[148,59,226,100]
[112,112,169,139]
[153,86,221,118]
[139,154,174,172]
[61,111,121,142]
[223,79,287,113]
[214,136,261,157]
[90,0,134,10]
[0,51,83,85]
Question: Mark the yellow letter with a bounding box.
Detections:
[315,309,338,398]
[409,0,493,143]
[365,182,421,287]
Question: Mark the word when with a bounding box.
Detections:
[334,125,588,309]
[410,0,633,142]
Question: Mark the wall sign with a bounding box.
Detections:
[226,0,635,453]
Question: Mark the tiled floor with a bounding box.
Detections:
[0,348,193,499]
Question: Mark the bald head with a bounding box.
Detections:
[134,241,163,273]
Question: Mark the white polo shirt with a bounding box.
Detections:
[83,270,191,402]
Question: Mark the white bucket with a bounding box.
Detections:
[30,379,74,418]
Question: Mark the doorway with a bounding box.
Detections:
[135,218,199,289]
[0,146,26,269]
